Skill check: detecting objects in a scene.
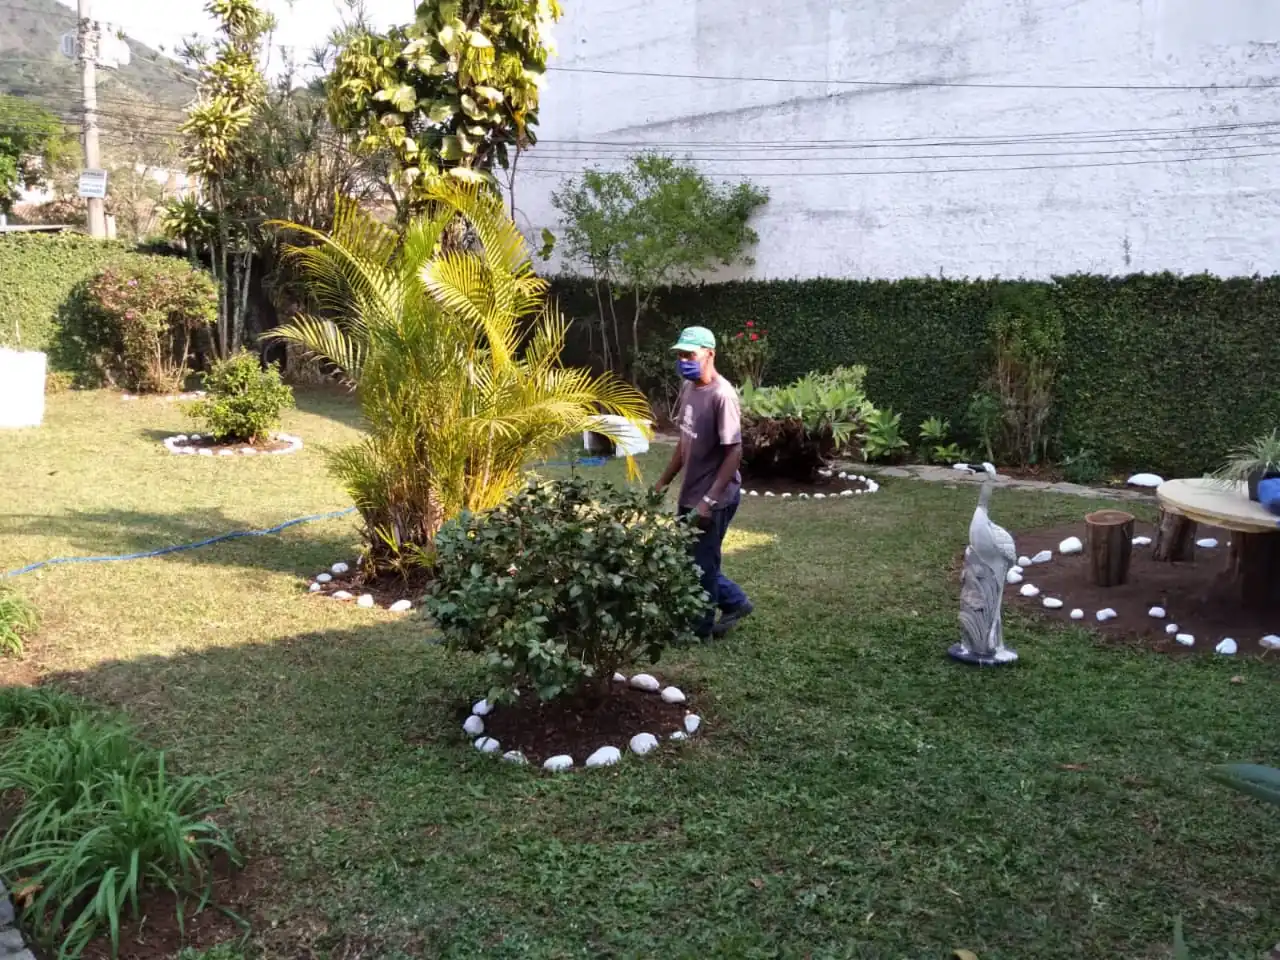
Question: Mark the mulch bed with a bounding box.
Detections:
[1007,520,1280,655]
[173,435,294,455]
[740,473,875,498]
[310,567,430,608]
[479,680,691,765]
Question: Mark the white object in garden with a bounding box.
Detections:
[198,448,214,457]
[1018,555,1032,568]
[331,562,350,575]
[612,672,627,683]
[818,469,832,477]
[1166,623,1179,634]
[669,730,687,741]
[472,699,492,717]
[543,755,574,772]
[308,582,322,593]
[1148,606,1167,619]
[316,573,332,583]
[1096,608,1117,621]
[218,449,235,456]
[463,715,484,736]
[748,490,758,497]
[1006,570,1023,584]
[1042,598,1064,609]
[1059,537,1083,555]
[502,750,526,764]
[660,686,686,704]
[389,599,412,613]
[1013,565,1024,574]
[684,714,702,735]
[866,480,880,493]
[191,434,201,440]
[953,463,971,472]
[764,492,775,497]
[781,492,791,499]
[840,489,854,497]
[0,349,47,428]
[1030,550,1053,564]
[629,733,659,756]
[1070,609,1085,620]
[357,594,375,608]
[242,448,257,456]
[1176,633,1195,646]
[813,493,826,500]
[1127,473,1164,488]
[1215,638,1238,655]
[474,737,500,754]
[629,673,660,692]
[174,434,187,442]
[1019,584,1040,598]
[332,590,353,601]
[1196,538,1219,549]
[585,746,621,768]
[584,415,650,457]
[1261,635,1280,650]
[837,471,847,479]
[798,493,810,500]
[1132,536,1152,547]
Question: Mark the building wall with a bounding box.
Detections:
[518,0,1280,280]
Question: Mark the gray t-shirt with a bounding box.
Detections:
[676,374,742,509]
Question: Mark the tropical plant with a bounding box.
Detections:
[0,94,75,213]
[327,0,561,195]
[720,319,771,386]
[428,477,705,702]
[966,391,1002,464]
[1061,447,1104,485]
[0,586,38,657]
[83,261,218,393]
[984,285,1063,466]
[552,154,768,375]
[0,686,88,730]
[185,350,294,443]
[739,366,877,481]
[861,408,909,463]
[266,179,650,572]
[1212,429,1280,499]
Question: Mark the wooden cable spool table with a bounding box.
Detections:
[1156,478,1280,610]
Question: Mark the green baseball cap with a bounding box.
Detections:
[671,325,716,352]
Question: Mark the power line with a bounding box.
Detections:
[546,65,1280,93]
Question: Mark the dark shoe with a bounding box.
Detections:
[712,599,754,635]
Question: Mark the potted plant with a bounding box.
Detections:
[1213,429,1280,501]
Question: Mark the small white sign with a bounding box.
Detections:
[59,31,78,59]
[78,169,108,199]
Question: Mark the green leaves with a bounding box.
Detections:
[185,349,294,443]
[0,586,37,657]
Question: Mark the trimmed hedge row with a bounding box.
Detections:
[551,274,1280,477]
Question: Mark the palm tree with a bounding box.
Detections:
[266,179,651,572]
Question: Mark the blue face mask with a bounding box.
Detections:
[677,358,702,381]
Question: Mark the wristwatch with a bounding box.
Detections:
[702,495,718,508]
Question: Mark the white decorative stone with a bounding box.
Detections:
[1262,634,1280,650]
[1096,608,1118,621]
[242,448,257,456]
[543,755,574,772]
[357,594,375,608]
[798,492,810,500]
[1017,555,1032,568]
[1132,536,1152,546]
[389,599,412,613]
[818,469,833,477]
[837,471,847,479]
[1127,473,1164,488]
[1042,597,1064,609]
[684,714,702,735]
[309,582,323,594]
[218,449,235,456]
[629,673,660,692]
[331,562,350,575]
[611,672,627,683]
[332,590,353,601]
[748,490,758,497]
[813,493,826,500]
[1197,538,1219,549]
[463,715,485,736]
[840,489,854,497]
[1166,624,1180,634]
[1030,550,1053,564]
[866,481,879,492]
[1019,584,1040,598]
[1013,565,1024,574]
[502,750,526,764]
[585,745,621,767]
[764,491,775,497]
[190,433,201,440]
[629,733,659,755]
[1006,569,1023,584]
[474,736,500,754]
[174,434,188,442]
[1148,606,1167,619]
[660,686,686,704]
[198,448,214,457]
[781,492,792,498]
[472,699,492,717]
[1070,609,1085,620]
[316,573,332,584]
[669,730,687,741]
[1058,537,1083,555]
[1176,633,1195,646]
[1215,637,1238,655]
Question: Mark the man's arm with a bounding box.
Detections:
[655,443,684,493]
[705,443,742,505]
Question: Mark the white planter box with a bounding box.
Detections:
[0,349,46,428]
[583,415,650,457]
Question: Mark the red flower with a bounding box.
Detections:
[750,333,759,341]
[745,320,755,328]
[735,332,744,339]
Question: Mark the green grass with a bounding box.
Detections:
[2,389,1279,959]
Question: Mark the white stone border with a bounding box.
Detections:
[123,390,207,402]
[162,432,303,457]
[464,671,703,771]
[744,470,880,501]
[307,560,415,613]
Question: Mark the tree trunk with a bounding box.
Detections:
[1086,509,1135,587]
[1228,533,1280,610]
[1153,509,1197,562]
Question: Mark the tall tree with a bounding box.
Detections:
[0,95,74,214]
[327,0,561,199]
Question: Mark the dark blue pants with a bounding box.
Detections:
[679,496,748,636]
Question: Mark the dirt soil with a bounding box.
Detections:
[1008,520,1280,655]
[179,435,293,454]
[310,568,430,607]
[740,473,874,498]
[480,680,692,765]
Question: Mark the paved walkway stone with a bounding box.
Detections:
[839,462,1157,503]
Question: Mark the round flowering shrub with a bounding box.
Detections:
[427,478,706,703]
[185,350,294,444]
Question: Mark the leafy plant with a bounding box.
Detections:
[918,416,958,463]
[965,391,1003,464]
[427,477,705,702]
[1061,447,1104,485]
[1212,429,1280,488]
[739,367,877,481]
[0,686,88,730]
[266,180,650,573]
[0,586,38,657]
[0,94,75,214]
[720,320,771,386]
[185,350,294,444]
[930,442,966,466]
[83,261,218,393]
[984,286,1063,466]
[861,408,909,463]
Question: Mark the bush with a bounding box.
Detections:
[427,478,706,703]
[0,587,37,657]
[186,350,294,443]
[718,319,771,385]
[81,261,217,393]
[739,366,877,480]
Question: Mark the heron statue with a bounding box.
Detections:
[951,462,1020,665]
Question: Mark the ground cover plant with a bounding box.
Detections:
[0,587,38,656]
[1,389,1279,958]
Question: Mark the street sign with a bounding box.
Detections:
[59,31,78,60]
[78,169,108,199]
[58,24,130,68]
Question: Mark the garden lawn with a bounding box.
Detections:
[2,389,1279,959]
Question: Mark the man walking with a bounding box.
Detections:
[655,326,753,638]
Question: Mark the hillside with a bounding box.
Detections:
[0,0,194,144]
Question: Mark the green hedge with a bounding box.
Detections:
[551,274,1280,477]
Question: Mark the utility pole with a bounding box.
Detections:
[78,0,106,238]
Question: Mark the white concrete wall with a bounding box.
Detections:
[518,0,1280,280]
